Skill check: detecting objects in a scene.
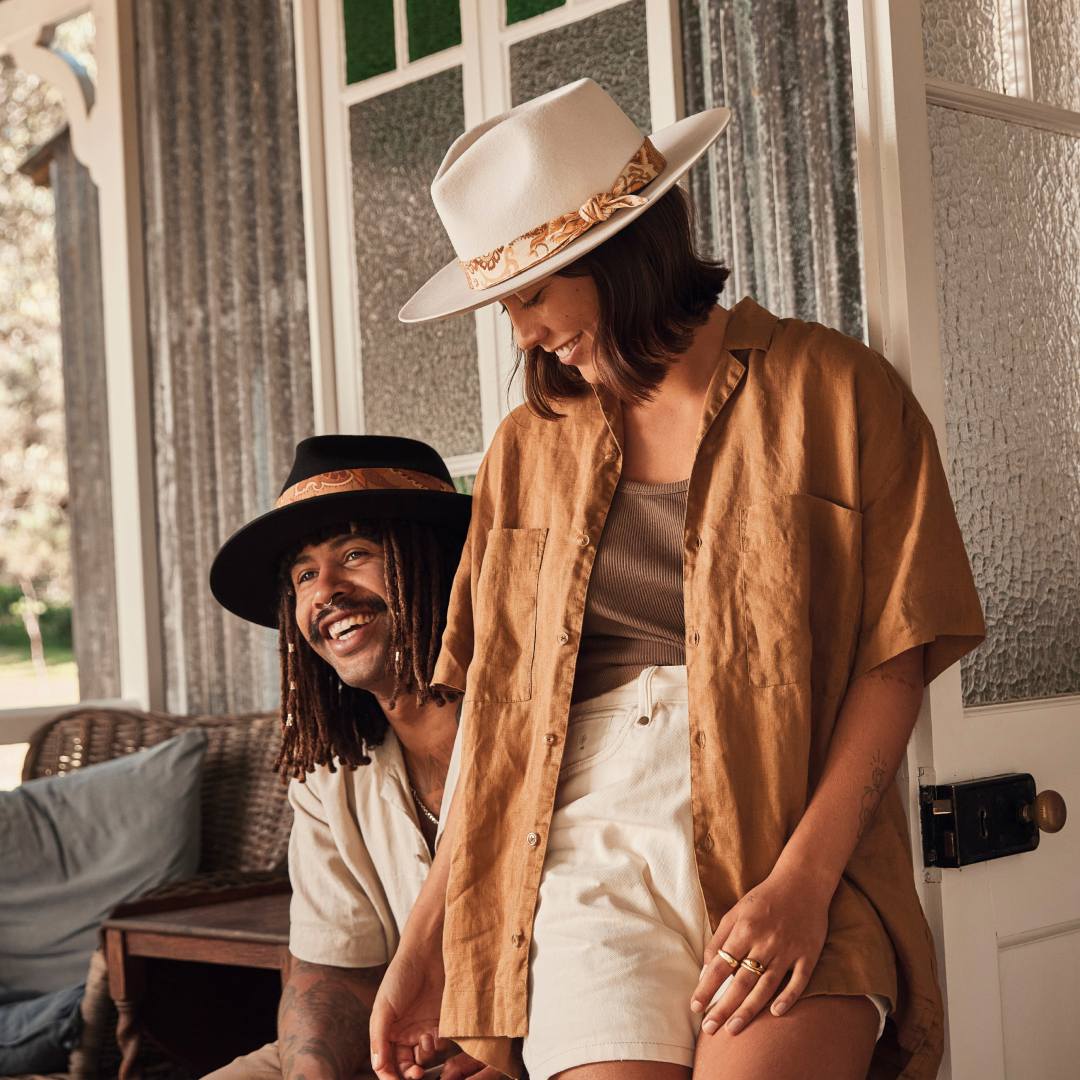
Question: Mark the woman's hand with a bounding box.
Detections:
[369,939,446,1080]
[690,863,836,1036]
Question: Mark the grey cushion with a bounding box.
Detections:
[0,730,207,995]
[0,983,84,1074]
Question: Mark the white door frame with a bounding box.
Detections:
[847,2,1080,1075]
[0,0,162,731]
[293,0,684,475]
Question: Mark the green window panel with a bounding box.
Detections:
[407,0,462,60]
[507,0,565,26]
[344,0,396,84]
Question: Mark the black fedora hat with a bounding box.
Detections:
[210,435,471,629]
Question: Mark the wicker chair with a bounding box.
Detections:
[16,706,293,1080]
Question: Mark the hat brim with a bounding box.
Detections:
[209,489,471,629]
[399,106,732,324]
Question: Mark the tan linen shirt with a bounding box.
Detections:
[288,728,459,967]
[432,297,986,1079]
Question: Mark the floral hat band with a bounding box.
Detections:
[275,467,455,509]
[459,138,667,291]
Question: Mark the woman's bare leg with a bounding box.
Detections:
[693,994,878,1080]
[553,1063,690,1080]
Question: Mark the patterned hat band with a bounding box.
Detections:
[458,138,667,291]
[275,467,455,509]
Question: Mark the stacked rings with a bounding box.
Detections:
[739,957,766,976]
[716,948,740,972]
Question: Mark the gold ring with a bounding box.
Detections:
[740,957,766,976]
[716,948,740,972]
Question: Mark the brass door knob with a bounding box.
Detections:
[1020,790,1067,833]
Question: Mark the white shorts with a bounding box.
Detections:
[522,666,888,1080]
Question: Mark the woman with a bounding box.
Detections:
[369,79,985,1080]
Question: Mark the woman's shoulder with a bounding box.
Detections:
[765,311,930,432]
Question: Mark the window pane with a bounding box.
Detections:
[344,0,396,84]
[920,0,1006,93]
[509,0,650,132]
[350,67,483,459]
[407,0,461,61]
[1027,0,1080,113]
[507,0,565,25]
[928,106,1080,703]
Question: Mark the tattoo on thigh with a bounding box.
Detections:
[857,751,888,839]
[865,668,921,692]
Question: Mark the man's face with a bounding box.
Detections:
[288,531,394,697]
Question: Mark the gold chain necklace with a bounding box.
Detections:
[410,783,440,827]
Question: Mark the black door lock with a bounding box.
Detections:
[919,773,1066,868]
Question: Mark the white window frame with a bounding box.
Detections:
[0,0,162,745]
[294,0,685,478]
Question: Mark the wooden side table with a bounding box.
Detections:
[103,885,290,1080]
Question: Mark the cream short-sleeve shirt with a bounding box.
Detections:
[288,725,461,968]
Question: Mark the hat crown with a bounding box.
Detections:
[282,435,453,496]
[431,78,644,261]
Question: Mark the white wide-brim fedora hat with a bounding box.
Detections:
[399,78,731,324]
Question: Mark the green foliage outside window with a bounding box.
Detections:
[344,0,396,84]
[506,0,565,25]
[407,0,461,60]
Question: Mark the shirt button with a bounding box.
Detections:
[699,832,714,853]
[557,630,570,645]
[544,733,558,745]
[696,731,707,748]
[694,535,703,549]
[688,629,700,647]
[526,831,540,847]
[577,533,590,547]
[511,932,525,947]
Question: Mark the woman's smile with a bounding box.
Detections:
[553,332,585,364]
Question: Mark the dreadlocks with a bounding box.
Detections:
[275,518,458,781]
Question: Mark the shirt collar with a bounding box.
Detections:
[723,296,780,352]
[580,297,778,442]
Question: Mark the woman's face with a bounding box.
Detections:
[500,273,602,383]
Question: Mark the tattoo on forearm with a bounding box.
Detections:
[857,751,888,840]
[278,961,382,1080]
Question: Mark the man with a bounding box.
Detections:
[207,435,489,1080]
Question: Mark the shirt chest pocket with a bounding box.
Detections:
[467,527,548,702]
[738,494,862,688]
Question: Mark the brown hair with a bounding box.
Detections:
[516,186,730,420]
[275,518,458,781]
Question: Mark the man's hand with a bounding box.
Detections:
[278,955,386,1080]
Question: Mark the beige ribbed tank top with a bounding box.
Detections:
[572,477,688,702]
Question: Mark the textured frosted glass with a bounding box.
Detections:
[350,68,482,458]
[1027,0,1080,113]
[509,0,650,132]
[921,0,1006,93]
[680,0,864,340]
[929,106,1080,704]
[344,0,395,83]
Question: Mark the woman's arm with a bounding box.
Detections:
[692,644,925,1034]
[369,775,463,1080]
[772,642,925,906]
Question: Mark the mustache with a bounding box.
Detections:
[307,594,386,646]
